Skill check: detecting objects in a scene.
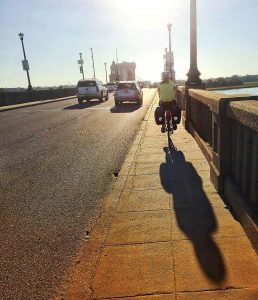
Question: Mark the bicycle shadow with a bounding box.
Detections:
[160,147,226,283]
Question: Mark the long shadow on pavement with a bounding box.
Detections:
[63,100,101,110]
[160,146,226,283]
[110,103,141,113]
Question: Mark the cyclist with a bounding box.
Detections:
[158,71,177,133]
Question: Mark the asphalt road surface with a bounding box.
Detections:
[0,89,156,300]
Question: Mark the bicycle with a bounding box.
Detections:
[164,109,173,148]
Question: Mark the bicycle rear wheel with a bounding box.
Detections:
[167,119,173,148]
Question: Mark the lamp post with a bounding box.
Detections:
[167,23,172,78]
[104,62,108,84]
[116,48,119,81]
[18,32,32,90]
[90,48,96,78]
[167,22,172,54]
[167,23,176,81]
[165,48,168,71]
[185,0,204,88]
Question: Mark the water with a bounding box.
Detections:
[215,86,258,95]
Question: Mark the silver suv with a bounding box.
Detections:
[114,81,143,106]
[77,79,109,104]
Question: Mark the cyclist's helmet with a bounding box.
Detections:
[161,71,171,80]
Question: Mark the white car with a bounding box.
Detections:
[114,81,143,106]
[77,79,108,104]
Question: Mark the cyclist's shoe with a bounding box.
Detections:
[161,125,166,133]
[173,124,177,130]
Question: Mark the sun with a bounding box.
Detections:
[111,0,182,21]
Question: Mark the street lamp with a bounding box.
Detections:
[165,48,168,71]
[166,22,172,79]
[116,48,119,81]
[185,0,204,88]
[90,48,96,78]
[104,62,108,84]
[18,32,32,90]
[167,22,172,53]
[167,23,175,80]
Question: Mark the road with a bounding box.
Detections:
[0,89,156,300]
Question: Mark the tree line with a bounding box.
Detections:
[204,74,258,88]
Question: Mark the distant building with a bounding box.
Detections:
[109,61,136,82]
[109,61,118,82]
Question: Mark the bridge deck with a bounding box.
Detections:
[57,94,258,299]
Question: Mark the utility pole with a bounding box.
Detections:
[18,32,32,90]
[78,52,85,80]
[165,48,168,71]
[186,0,203,87]
[116,48,119,81]
[104,62,108,83]
[90,47,96,78]
[167,22,175,80]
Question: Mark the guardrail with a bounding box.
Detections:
[176,87,258,232]
[0,88,76,107]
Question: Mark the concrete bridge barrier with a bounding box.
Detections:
[176,86,258,247]
[0,87,76,106]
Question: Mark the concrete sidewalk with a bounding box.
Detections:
[57,93,258,300]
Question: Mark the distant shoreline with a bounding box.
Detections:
[207,82,258,91]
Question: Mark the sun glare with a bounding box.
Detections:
[111,0,182,22]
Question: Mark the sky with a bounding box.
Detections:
[0,0,258,87]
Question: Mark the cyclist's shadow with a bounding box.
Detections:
[160,146,226,283]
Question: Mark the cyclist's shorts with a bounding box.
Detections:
[159,101,175,113]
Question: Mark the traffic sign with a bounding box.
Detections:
[22,60,29,71]
[78,59,84,65]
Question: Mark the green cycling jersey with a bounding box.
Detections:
[158,80,175,102]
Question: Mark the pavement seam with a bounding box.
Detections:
[115,208,171,213]
[176,286,253,293]
[94,291,175,300]
[104,219,247,245]
[93,287,258,300]
[105,240,172,247]
[169,205,177,299]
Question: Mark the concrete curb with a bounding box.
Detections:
[0,95,77,112]
[54,90,158,300]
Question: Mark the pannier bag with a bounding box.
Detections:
[154,106,165,125]
[173,103,181,124]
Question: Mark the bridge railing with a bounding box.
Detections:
[176,86,258,228]
[0,87,76,107]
